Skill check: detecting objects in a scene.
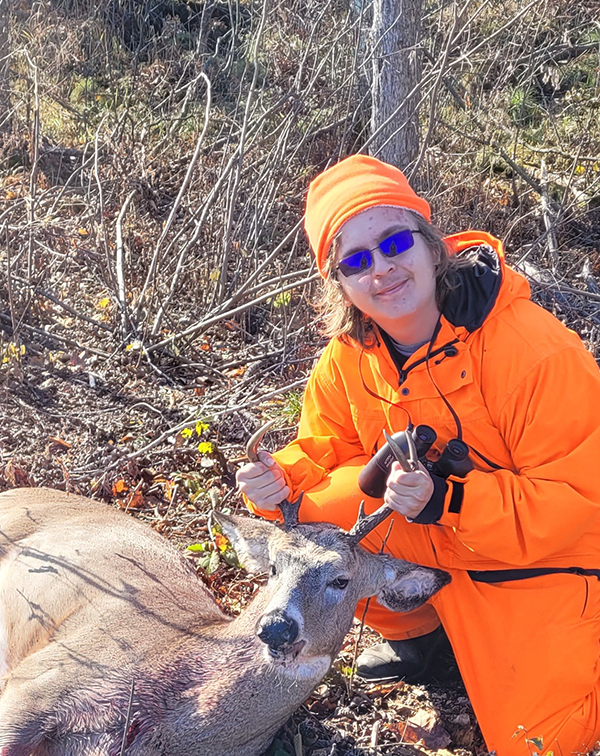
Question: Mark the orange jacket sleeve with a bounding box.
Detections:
[244,343,366,519]
[276,346,366,493]
[438,342,600,565]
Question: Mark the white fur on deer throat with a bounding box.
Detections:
[265,650,331,681]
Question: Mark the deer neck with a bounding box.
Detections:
[143,590,330,756]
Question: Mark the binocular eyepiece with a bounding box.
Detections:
[357,424,473,498]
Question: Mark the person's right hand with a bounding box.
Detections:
[236,450,290,511]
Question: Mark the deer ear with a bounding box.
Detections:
[373,556,451,613]
[213,512,274,573]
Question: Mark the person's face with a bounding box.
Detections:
[334,206,440,343]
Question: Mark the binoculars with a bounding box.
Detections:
[358,424,473,498]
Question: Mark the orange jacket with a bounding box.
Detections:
[249,231,600,572]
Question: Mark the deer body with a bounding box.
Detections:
[0,487,449,756]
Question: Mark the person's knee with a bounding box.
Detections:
[482,692,600,756]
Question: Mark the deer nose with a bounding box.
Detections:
[256,612,299,650]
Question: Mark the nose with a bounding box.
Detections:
[256,612,299,650]
[370,247,395,276]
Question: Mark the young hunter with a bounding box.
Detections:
[237,154,600,756]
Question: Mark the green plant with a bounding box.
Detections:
[281,389,303,424]
[509,87,542,127]
[188,523,240,574]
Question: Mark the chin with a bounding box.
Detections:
[263,643,331,679]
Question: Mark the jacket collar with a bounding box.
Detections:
[442,244,503,332]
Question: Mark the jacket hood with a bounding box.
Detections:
[441,231,530,333]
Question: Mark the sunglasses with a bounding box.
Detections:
[336,228,423,278]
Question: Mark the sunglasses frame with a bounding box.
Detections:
[336,228,423,278]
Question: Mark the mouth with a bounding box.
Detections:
[265,638,307,666]
[376,279,408,296]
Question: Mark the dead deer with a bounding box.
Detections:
[0,426,450,756]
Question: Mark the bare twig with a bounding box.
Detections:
[115,189,137,336]
[0,313,111,357]
[217,0,269,305]
[4,222,18,344]
[10,275,113,332]
[410,0,464,181]
[540,160,558,270]
[93,114,115,289]
[146,273,319,354]
[24,51,40,280]
[144,72,213,333]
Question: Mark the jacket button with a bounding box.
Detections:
[461,370,467,378]
[401,388,410,396]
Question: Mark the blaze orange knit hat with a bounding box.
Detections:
[304,154,431,277]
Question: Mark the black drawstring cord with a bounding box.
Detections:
[361,319,504,471]
[358,348,412,424]
[424,317,503,470]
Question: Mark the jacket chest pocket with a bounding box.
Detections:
[349,404,389,457]
[413,388,515,472]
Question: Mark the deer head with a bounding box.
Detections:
[215,511,450,672]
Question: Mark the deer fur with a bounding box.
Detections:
[0,487,450,756]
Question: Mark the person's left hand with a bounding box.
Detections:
[384,460,434,520]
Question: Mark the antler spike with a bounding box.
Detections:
[346,500,393,544]
[245,421,302,531]
[246,420,276,463]
[405,428,419,471]
[383,429,418,472]
[279,492,303,531]
[347,424,421,544]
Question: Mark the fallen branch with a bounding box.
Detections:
[11,274,114,332]
[71,376,309,479]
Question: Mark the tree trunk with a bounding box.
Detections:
[370,0,421,170]
[0,0,10,133]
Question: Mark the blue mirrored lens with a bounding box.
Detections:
[380,229,415,257]
[337,249,373,276]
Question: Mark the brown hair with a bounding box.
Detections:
[314,210,475,346]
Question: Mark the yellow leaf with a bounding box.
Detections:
[98,297,110,309]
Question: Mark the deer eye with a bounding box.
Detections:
[329,577,349,590]
[269,564,277,577]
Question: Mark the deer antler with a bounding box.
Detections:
[383,428,419,473]
[246,421,303,531]
[346,426,420,544]
[346,500,394,544]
